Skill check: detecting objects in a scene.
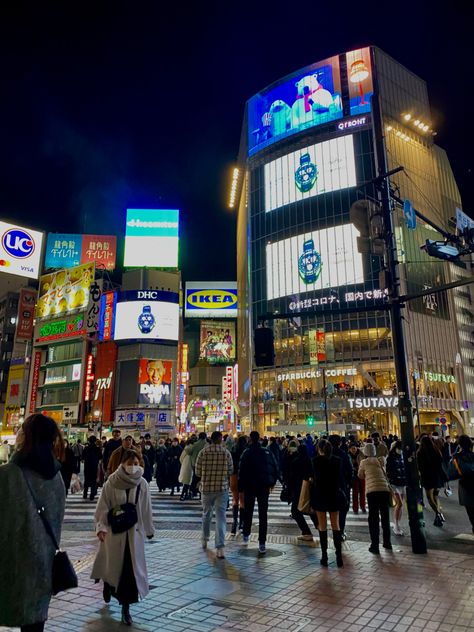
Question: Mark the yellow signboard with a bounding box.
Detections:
[36,262,94,318]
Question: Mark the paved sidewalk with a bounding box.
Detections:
[2,530,474,632]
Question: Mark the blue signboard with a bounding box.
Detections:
[403,199,417,230]
[185,282,237,318]
[44,233,82,269]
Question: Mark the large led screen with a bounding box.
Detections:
[138,359,173,406]
[266,224,363,300]
[247,55,343,156]
[124,209,179,268]
[199,320,236,365]
[36,263,95,318]
[265,135,356,212]
[0,220,43,279]
[112,290,179,342]
[346,47,373,116]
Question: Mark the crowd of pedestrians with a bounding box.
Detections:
[1,413,474,630]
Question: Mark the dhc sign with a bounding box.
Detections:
[185,282,237,319]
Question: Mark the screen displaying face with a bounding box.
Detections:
[138,359,173,406]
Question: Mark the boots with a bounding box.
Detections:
[333,530,344,568]
[231,505,239,535]
[180,485,189,501]
[318,530,328,566]
[239,507,245,532]
[121,604,133,626]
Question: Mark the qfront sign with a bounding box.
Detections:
[347,397,399,409]
[185,282,237,318]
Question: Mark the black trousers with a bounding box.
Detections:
[21,624,44,632]
[466,505,474,530]
[83,478,98,500]
[339,486,350,532]
[243,488,269,544]
[367,491,391,547]
[291,496,318,534]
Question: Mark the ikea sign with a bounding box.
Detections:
[185,282,237,319]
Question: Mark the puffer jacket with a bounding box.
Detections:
[386,451,407,487]
[358,456,390,494]
[238,444,279,491]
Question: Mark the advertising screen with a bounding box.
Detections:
[112,290,179,342]
[185,282,237,318]
[15,288,37,340]
[264,135,356,212]
[247,55,343,156]
[0,220,43,279]
[199,320,236,364]
[36,262,94,319]
[346,47,373,116]
[138,359,173,406]
[45,233,117,270]
[124,209,179,268]
[266,224,363,300]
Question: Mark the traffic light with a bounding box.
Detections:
[306,415,315,426]
[422,239,460,261]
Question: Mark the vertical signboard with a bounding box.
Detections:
[99,291,117,341]
[84,353,95,402]
[308,330,318,366]
[29,351,42,413]
[86,278,103,334]
[93,342,117,422]
[15,288,37,340]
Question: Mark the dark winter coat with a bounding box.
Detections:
[417,447,446,490]
[60,446,76,488]
[311,454,343,513]
[448,450,474,507]
[82,444,102,483]
[102,438,122,469]
[286,446,313,502]
[332,446,353,491]
[167,445,182,486]
[386,450,407,487]
[238,443,279,492]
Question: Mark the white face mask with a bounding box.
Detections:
[145,445,151,450]
[396,449,403,455]
[125,465,140,475]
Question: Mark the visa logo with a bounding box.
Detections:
[187,290,237,309]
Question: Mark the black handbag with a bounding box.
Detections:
[280,485,291,503]
[22,470,78,595]
[108,485,140,534]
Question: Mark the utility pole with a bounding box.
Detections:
[371,56,427,554]
[322,369,329,434]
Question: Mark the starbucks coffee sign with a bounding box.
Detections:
[277,367,357,382]
[348,397,398,409]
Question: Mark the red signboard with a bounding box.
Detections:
[16,288,37,340]
[81,235,117,271]
[93,342,118,422]
[29,351,42,413]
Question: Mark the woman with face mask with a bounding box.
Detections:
[386,440,407,535]
[91,449,154,626]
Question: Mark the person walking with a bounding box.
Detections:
[328,435,353,540]
[238,431,279,554]
[358,443,392,554]
[348,442,366,514]
[142,434,156,484]
[386,440,407,536]
[310,439,344,567]
[371,432,389,458]
[91,449,154,626]
[167,437,182,495]
[189,432,208,497]
[417,435,446,527]
[155,439,168,492]
[102,429,122,474]
[229,435,248,534]
[60,439,76,496]
[82,435,103,501]
[107,435,139,476]
[195,431,234,559]
[285,442,318,541]
[71,438,83,473]
[448,435,474,533]
[179,439,194,500]
[0,414,66,632]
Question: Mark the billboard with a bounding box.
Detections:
[138,359,173,406]
[346,47,373,116]
[266,224,363,300]
[185,282,237,318]
[15,288,37,340]
[124,209,179,268]
[45,233,117,271]
[247,55,343,156]
[264,135,357,212]
[100,290,179,342]
[199,320,236,365]
[36,262,94,319]
[0,220,43,279]
[93,341,117,422]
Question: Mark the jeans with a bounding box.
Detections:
[367,491,391,547]
[243,488,269,544]
[202,490,228,549]
[352,478,366,512]
[291,495,318,534]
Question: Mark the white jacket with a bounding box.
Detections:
[91,477,154,597]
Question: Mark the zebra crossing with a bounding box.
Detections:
[63,481,372,533]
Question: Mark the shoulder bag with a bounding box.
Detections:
[107,485,141,534]
[22,470,78,595]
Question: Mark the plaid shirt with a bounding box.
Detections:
[195,443,234,493]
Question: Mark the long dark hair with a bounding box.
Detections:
[16,413,65,461]
[417,435,439,458]
[317,439,332,458]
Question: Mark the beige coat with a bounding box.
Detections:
[91,476,154,597]
[358,457,390,494]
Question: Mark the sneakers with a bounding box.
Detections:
[241,536,249,546]
[393,525,404,536]
[201,539,208,550]
[216,548,225,559]
[258,543,266,554]
[369,545,380,554]
[434,513,444,527]
[297,534,313,541]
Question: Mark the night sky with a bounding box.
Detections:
[1,2,473,282]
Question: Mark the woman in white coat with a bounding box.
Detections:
[91,449,154,626]
[178,440,194,500]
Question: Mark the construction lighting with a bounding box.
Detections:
[228,167,240,209]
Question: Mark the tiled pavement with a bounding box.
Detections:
[2,530,474,632]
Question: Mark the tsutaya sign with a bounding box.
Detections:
[277,367,357,382]
[348,396,398,409]
[423,371,455,384]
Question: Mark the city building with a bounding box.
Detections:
[0,290,20,420]
[236,46,473,437]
